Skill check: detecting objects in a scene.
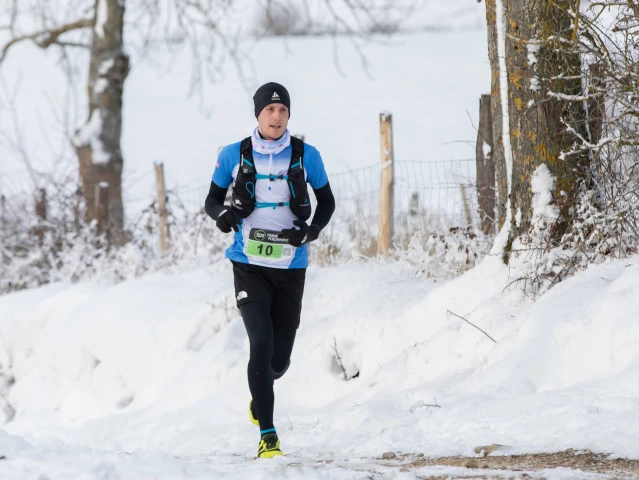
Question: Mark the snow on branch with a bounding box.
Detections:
[588,1,634,6]
[547,91,590,102]
[559,117,614,156]
[612,21,639,31]
[95,0,108,38]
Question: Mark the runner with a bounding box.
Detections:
[204,82,335,458]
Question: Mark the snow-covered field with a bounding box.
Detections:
[0,27,489,212]
[2,2,639,478]
[1,249,639,478]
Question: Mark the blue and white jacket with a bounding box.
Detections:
[212,132,329,269]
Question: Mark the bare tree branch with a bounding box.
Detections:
[447,310,497,343]
[0,72,38,190]
[0,18,93,64]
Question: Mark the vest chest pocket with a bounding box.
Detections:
[287,166,311,220]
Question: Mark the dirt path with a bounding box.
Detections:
[376,450,639,479]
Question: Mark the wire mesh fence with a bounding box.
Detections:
[166,158,481,241]
[0,157,488,293]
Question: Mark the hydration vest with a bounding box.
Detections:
[231,136,311,220]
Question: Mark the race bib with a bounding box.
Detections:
[246,228,293,260]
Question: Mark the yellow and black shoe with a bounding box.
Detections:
[248,399,259,426]
[257,432,283,458]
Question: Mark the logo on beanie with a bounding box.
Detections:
[271,92,280,101]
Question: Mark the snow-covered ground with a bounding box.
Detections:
[2,3,638,477]
[1,249,639,478]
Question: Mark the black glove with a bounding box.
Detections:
[280,220,320,247]
[215,207,240,233]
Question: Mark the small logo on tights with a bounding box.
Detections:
[237,291,248,301]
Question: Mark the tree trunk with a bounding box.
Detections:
[503,0,589,250]
[485,0,508,230]
[73,0,129,241]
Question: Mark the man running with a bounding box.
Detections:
[204,82,335,458]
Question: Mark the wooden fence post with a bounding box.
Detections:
[34,188,47,245]
[154,162,170,252]
[94,182,109,235]
[35,188,47,221]
[476,94,496,235]
[379,113,395,256]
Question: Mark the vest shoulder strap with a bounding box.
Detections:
[240,137,253,165]
[290,136,305,169]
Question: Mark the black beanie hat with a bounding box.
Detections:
[253,82,291,118]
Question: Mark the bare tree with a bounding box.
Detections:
[484,0,639,293]
[568,1,639,257]
[483,2,589,254]
[504,1,590,251]
[1,0,125,238]
[0,0,419,242]
[74,0,128,238]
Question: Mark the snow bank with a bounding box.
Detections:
[1,252,638,477]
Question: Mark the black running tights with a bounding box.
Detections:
[240,302,297,431]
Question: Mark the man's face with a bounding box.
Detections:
[257,103,289,140]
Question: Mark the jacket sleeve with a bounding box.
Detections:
[311,181,335,231]
[204,181,229,220]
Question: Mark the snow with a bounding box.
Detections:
[98,59,114,75]
[95,0,108,39]
[527,39,541,91]
[93,59,115,96]
[527,40,540,66]
[1,252,639,477]
[73,109,111,165]
[530,163,559,233]
[482,141,491,160]
[530,77,540,92]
